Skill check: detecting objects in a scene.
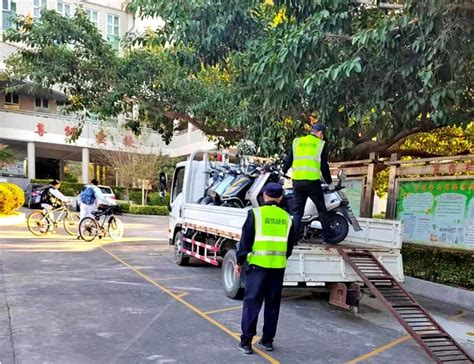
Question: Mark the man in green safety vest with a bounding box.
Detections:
[282,123,334,241]
[235,182,297,354]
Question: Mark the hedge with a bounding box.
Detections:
[31,179,84,196]
[402,244,474,289]
[149,192,170,206]
[129,205,169,215]
[31,179,153,202]
[0,182,25,214]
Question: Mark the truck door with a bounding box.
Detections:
[169,165,185,240]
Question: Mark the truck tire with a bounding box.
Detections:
[222,249,244,299]
[174,231,189,266]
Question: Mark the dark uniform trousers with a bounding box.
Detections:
[292,180,330,238]
[241,265,286,345]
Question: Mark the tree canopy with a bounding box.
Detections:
[4,0,473,160]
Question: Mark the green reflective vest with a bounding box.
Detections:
[247,205,291,269]
[292,135,325,181]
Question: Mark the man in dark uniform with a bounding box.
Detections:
[235,183,297,354]
[282,123,334,242]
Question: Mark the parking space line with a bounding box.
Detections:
[205,306,242,315]
[100,247,279,364]
[345,308,469,363]
[346,335,411,364]
[448,311,466,321]
[157,275,195,282]
[169,290,190,298]
[282,293,312,301]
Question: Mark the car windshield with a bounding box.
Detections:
[100,187,113,194]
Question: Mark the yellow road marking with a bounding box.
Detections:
[205,306,242,315]
[345,335,411,364]
[169,290,190,298]
[346,307,469,363]
[448,311,466,321]
[156,275,195,282]
[282,293,312,301]
[100,247,279,364]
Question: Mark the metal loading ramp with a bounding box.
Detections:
[337,247,473,364]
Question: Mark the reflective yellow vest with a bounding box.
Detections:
[247,205,291,269]
[292,135,325,181]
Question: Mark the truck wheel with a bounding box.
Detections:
[174,231,189,266]
[222,250,244,299]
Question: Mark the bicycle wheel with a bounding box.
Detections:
[27,210,51,236]
[108,217,124,241]
[79,217,99,242]
[63,212,81,236]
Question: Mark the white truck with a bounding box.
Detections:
[168,151,404,309]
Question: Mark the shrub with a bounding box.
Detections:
[0,183,24,214]
[3,183,25,211]
[118,202,130,213]
[149,192,170,206]
[402,244,474,289]
[129,190,143,204]
[129,205,168,215]
[0,184,15,214]
[31,179,84,196]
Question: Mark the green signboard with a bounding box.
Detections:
[343,178,363,217]
[396,179,474,251]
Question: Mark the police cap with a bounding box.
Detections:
[263,182,284,198]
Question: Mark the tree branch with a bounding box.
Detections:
[162,111,243,139]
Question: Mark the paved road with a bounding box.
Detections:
[0,213,473,363]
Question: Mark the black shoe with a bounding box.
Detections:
[238,343,253,354]
[258,340,273,351]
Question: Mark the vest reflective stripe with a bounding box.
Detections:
[250,251,286,257]
[292,135,325,181]
[247,205,291,269]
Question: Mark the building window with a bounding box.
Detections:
[86,9,98,28]
[33,0,47,18]
[2,0,16,30]
[57,1,72,17]
[5,93,19,105]
[107,14,120,50]
[35,97,49,109]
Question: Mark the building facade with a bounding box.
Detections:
[0,0,214,188]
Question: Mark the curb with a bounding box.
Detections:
[0,212,26,226]
[404,276,474,310]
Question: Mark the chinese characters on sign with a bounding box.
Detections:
[35,122,46,136]
[64,125,78,138]
[123,134,134,147]
[95,130,107,145]
[396,180,474,251]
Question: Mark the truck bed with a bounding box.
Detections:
[182,203,404,284]
[182,203,403,250]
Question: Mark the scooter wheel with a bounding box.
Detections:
[326,213,349,244]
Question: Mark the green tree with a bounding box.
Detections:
[375,123,474,197]
[3,1,473,160]
[0,144,15,166]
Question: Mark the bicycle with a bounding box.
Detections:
[78,205,124,242]
[27,202,80,236]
